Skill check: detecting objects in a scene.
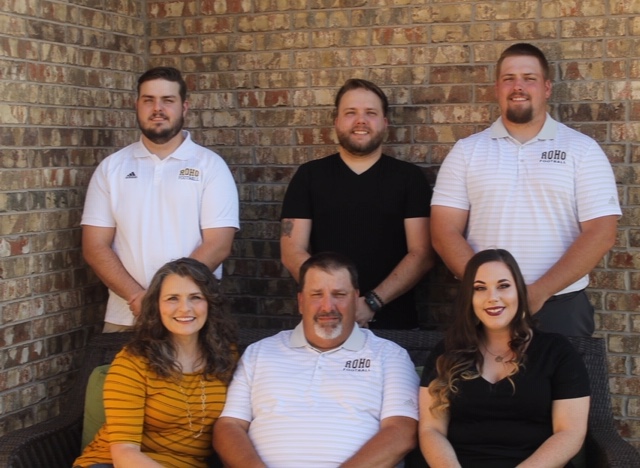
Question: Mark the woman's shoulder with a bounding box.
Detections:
[528,330,581,361]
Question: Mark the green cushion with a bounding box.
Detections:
[81,364,110,450]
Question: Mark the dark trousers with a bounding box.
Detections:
[534,289,594,337]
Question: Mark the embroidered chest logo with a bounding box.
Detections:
[178,167,201,181]
[125,171,137,179]
[539,150,567,165]
[342,358,371,372]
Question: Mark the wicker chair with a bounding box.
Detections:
[0,329,638,467]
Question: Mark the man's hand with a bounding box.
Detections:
[355,296,375,327]
[527,283,551,315]
[127,289,147,317]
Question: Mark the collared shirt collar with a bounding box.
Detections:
[289,322,366,352]
[490,113,558,143]
[133,130,192,160]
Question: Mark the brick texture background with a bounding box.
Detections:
[2,0,640,448]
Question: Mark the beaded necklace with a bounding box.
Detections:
[178,375,207,439]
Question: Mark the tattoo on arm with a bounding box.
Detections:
[281,219,294,238]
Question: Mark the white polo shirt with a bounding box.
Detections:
[81,131,239,325]
[432,115,621,294]
[221,324,419,467]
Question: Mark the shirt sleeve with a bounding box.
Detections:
[103,349,147,445]
[419,339,445,387]
[200,153,240,230]
[380,343,420,421]
[219,344,255,422]
[431,140,470,210]
[404,164,433,218]
[550,335,591,400]
[280,164,312,220]
[574,138,622,222]
[81,161,115,228]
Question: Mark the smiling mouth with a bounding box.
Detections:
[485,307,504,317]
[174,317,196,323]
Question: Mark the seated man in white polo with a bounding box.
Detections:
[213,252,419,467]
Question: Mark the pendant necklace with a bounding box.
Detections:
[484,345,510,363]
[178,375,207,439]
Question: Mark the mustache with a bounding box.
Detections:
[314,311,342,320]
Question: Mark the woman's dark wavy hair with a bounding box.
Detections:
[127,257,238,384]
[429,249,534,414]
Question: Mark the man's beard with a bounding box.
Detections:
[505,94,534,124]
[506,106,534,124]
[336,128,385,156]
[313,312,343,340]
[138,113,184,144]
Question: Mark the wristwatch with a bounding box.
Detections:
[364,291,383,313]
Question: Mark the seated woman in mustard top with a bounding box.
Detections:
[419,249,590,468]
[74,257,237,468]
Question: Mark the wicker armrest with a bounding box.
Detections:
[566,337,640,467]
[0,332,133,468]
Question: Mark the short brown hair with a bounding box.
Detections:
[496,43,550,81]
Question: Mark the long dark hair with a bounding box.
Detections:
[127,257,238,384]
[429,249,534,414]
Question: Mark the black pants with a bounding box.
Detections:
[534,289,594,337]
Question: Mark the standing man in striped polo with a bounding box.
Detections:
[213,252,419,467]
[430,43,620,337]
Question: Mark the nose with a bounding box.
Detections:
[178,297,191,312]
[152,98,163,112]
[513,78,524,91]
[354,110,367,124]
[488,287,499,302]
[320,295,333,312]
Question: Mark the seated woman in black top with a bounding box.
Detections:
[419,249,590,468]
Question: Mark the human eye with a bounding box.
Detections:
[473,285,486,292]
[498,283,511,289]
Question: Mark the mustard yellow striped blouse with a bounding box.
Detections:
[74,347,228,468]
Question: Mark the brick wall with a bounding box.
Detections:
[0,0,145,435]
[2,0,640,448]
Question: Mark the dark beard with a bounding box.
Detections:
[505,106,533,124]
[336,129,385,156]
[138,114,184,145]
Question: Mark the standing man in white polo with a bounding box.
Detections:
[82,67,239,332]
[431,43,620,336]
[213,252,419,467]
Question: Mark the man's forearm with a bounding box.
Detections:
[280,218,312,282]
[212,420,266,468]
[374,247,434,304]
[189,227,236,272]
[83,241,144,302]
[528,215,618,312]
[341,417,417,468]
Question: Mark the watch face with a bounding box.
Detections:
[365,293,380,312]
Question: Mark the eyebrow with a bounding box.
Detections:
[140,94,178,99]
[473,279,511,284]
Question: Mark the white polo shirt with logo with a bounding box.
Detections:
[220,324,419,467]
[432,115,621,294]
[81,131,239,326]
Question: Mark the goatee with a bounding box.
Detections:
[138,114,184,144]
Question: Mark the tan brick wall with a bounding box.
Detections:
[2,0,640,449]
